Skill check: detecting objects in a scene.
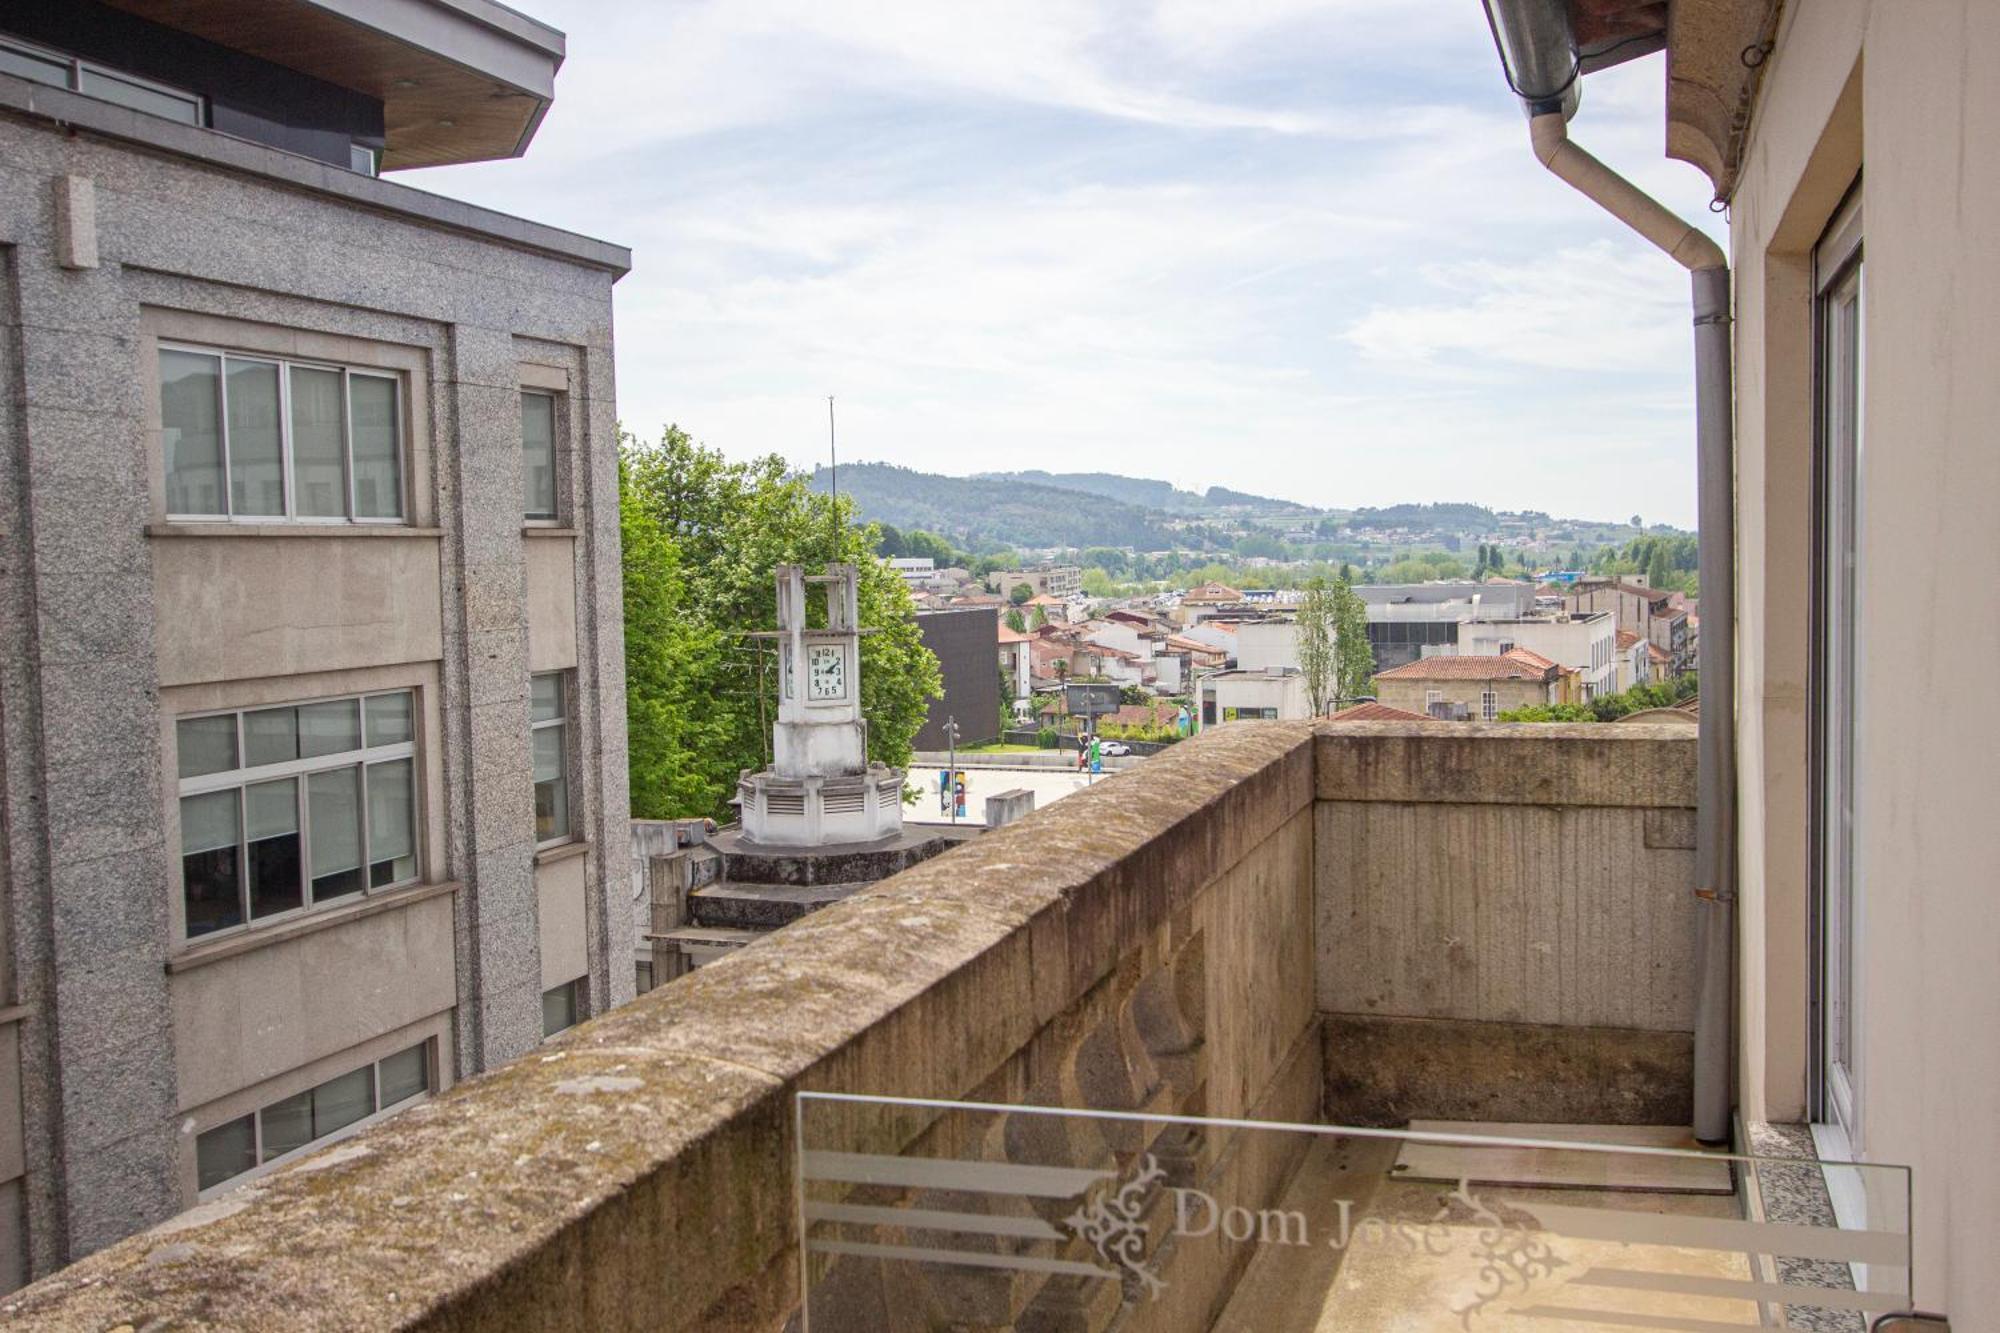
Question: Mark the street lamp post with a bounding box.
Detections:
[943,715,960,825]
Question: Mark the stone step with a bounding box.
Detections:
[713,824,981,887]
[688,879,878,931]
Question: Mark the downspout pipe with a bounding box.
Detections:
[1524,111,1740,1145]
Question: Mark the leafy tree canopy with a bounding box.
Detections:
[621,425,941,820]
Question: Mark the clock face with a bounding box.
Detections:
[807,644,847,701]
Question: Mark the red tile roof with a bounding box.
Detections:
[1182,582,1242,603]
[1330,702,1432,723]
[1500,646,1559,672]
[1373,653,1559,682]
[996,625,1032,644]
[1615,629,1643,649]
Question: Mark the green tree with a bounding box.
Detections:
[1296,578,1337,717]
[1646,541,1673,589]
[1331,578,1374,708]
[1009,582,1035,606]
[621,424,941,820]
[1080,567,1118,599]
[621,465,733,818]
[1004,607,1027,633]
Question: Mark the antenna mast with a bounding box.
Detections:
[827,395,837,506]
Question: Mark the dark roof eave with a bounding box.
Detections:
[0,74,630,278]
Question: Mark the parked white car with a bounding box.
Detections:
[1097,739,1133,756]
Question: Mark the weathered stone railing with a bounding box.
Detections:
[3,723,1693,1330]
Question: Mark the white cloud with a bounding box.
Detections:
[403,2,1722,525]
[1342,243,1690,373]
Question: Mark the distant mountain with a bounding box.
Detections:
[811,463,1681,556]
[975,471,1206,512]
[976,471,1308,514]
[1204,485,1312,513]
[1346,502,1498,531]
[810,463,1178,551]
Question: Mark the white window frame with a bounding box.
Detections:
[530,672,574,849]
[1481,690,1498,721]
[0,31,204,125]
[159,342,406,525]
[194,1040,434,1200]
[175,690,421,944]
[1810,187,1865,1154]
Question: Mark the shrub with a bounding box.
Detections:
[1035,726,1060,749]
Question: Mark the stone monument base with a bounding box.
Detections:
[738,762,905,847]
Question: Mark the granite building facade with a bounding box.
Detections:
[0,0,631,1288]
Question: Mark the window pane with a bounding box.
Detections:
[533,726,568,843]
[348,376,402,519]
[177,715,237,778]
[289,366,347,518]
[226,358,285,517]
[260,1090,312,1162]
[530,673,564,723]
[181,791,241,937]
[78,66,201,124]
[378,1044,428,1107]
[242,706,298,767]
[298,699,361,757]
[521,392,557,519]
[196,1115,257,1191]
[161,350,224,515]
[306,767,363,900]
[312,1067,374,1138]
[541,980,578,1038]
[364,692,413,747]
[245,778,302,919]
[365,758,415,887]
[0,42,70,88]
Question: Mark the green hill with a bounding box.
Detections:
[977,471,1307,514]
[809,463,1179,551]
[976,471,1207,512]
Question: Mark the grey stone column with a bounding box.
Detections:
[440,324,544,1070]
[574,340,634,1014]
[5,233,181,1260]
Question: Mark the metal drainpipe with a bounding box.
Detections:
[1527,112,1738,1145]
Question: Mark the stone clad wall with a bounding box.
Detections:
[1313,723,1700,1125]
[0,97,631,1272]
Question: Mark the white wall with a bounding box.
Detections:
[1234,621,1300,672]
[1730,0,2000,1316]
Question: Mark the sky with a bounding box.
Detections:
[402,1,1726,528]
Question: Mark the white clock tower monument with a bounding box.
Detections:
[739,564,905,845]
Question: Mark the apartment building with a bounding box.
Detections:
[1460,610,1616,699]
[0,0,630,1287]
[1197,668,1310,725]
[1566,576,1691,675]
[990,564,1081,599]
[1372,649,1566,721]
[1359,580,1537,672]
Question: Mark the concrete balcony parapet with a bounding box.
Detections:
[0,722,1696,1330]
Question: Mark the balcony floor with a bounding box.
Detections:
[1219,1133,1756,1331]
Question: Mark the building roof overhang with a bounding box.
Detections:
[100,0,566,169]
[1560,0,1779,199]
